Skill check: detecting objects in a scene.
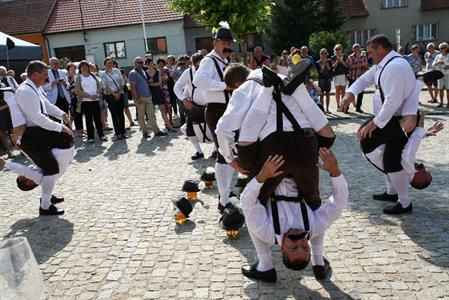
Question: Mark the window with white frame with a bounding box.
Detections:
[104,41,126,59]
[413,24,438,41]
[348,29,376,46]
[380,0,408,8]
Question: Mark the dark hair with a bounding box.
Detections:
[223,63,250,87]
[366,34,393,50]
[103,56,116,66]
[145,58,153,65]
[16,177,37,191]
[157,58,166,65]
[78,60,90,72]
[410,164,432,190]
[66,62,76,72]
[26,60,48,78]
[282,252,310,271]
[191,53,203,65]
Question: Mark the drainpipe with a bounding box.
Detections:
[44,35,51,63]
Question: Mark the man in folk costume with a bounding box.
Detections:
[174,53,213,160]
[192,23,236,213]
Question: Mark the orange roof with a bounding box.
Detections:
[340,0,369,18]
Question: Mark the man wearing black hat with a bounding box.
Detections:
[192,25,236,212]
[240,149,348,282]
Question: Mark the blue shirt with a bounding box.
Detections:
[129,69,151,97]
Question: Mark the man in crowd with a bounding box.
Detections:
[193,26,236,213]
[249,46,270,70]
[240,149,348,282]
[341,35,416,215]
[172,55,189,126]
[0,66,19,91]
[44,57,71,114]
[129,57,166,138]
[347,43,369,113]
[424,42,439,103]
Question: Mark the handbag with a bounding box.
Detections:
[105,71,123,101]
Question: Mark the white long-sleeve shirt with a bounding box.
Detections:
[4,146,75,185]
[192,49,228,104]
[173,66,207,106]
[347,50,415,129]
[2,88,26,127]
[15,79,65,132]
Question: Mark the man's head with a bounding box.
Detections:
[7,70,15,77]
[0,66,7,77]
[300,46,309,58]
[134,57,144,70]
[16,176,38,191]
[352,43,361,54]
[49,57,60,71]
[191,53,203,69]
[223,63,250,89]
[366,34,393,64]
[410,163,432,190]
[426,42,435,53]
[27,60,49,86]
[281,228,310,271]
[213,27,234,58]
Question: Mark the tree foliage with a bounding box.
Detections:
[308,31,348,57]
[267,0,344,54]
[169,0,272,43]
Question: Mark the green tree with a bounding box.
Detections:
[169,0,272,43]
[267,0,344,54]
[308,31,348,57]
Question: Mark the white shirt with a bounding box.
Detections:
[100,68,124,94]
[1,76,19,91]
[347,50,415,129]
[241,175,348,246]
[80,75,98,102]
[43,69,71,104]
[432,53,449,75]
[15,79,65,132]
[2,88,26,127]
[192,49,229,104]
[174,66,207,106]
[4,146,75,185]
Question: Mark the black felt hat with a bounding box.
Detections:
[182,180,201,192]
[172,197,193,218]
[219,205,245,231]
[200,167,216,182]
[213,27,235,42]
[235,174,249,188]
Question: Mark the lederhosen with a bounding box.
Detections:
[359,56,418,173]
[20,84,73,176]
[271,195,310,244]
[185,68,210,143]
[204,55,231,164]
[236,86,321,210]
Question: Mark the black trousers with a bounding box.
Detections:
[21,127,73,176]
[50,96,69,122]
[205,103,227,164]
[70,97,83,130]
[105,95,126,136]
[348,79,364,110]
[359,117,408,173]
[81,101,104,140]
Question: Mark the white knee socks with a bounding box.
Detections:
[189,137,203,154]
[388,170,411,208]
[215,163,234,206]
[40,174,58,209]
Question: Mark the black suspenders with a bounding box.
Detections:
[377,56,400,104]
[26,83,46,115]
[189,68,196,100]
[207,55,230,104]
[272,88,302,133]
[270,195,310,239]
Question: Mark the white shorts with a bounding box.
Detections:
[333,74,347,87]
[437,74,449,90]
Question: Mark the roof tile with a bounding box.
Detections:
[340,0,369,18]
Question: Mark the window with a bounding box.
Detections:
[413,24,438,42]
[348,29,376,46]
[380,0,408,8]
[55,45,86,62]
[146,37,167,55]
[104,41,126,58]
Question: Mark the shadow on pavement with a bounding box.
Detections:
[4,217,74,264]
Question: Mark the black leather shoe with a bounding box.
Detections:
[39,204,64,216]
[281,60,310,95]
[313,257,331,280]
[383,202,413,215]
[51,195,64,204]
[416,69,444,85]
[191,152,204,160]
[218,202,234,214]
[155,131,167,137]
[355,109,364,113]
[262,66,283,88]
[242,263,277,283]
[373,192,398,201]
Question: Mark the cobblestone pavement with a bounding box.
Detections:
[1,92,449,300]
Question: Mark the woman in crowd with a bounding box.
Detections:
[276,56,289,76]
[146,58,176,132]
[66,62,84,137]
[90,63,110,131]
[407,44,422,75]
[317,48,333,113]
[113,60,135,128]
[433,42,449,108]
[100,57,126,140]
[331,44,348,112]
[75,61,106,143]
[165,55,178,120]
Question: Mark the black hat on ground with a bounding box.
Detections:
[200,167,216,182]
[219,205,245,231]
[213,27,235,42]
[172,197,193,218]
[235,174,249,188]
[182,180,201,192]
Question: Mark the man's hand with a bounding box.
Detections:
[89,94,99,101]
[340,93,356,112]
[317,148,340,177]
[182,98,193,111]
[62,125,73,137]
[426,121,444,137]
[62,114,70,126]
[256,155,284,183]
[230,158,250,175]
[135,98,143,105]
[358,120,377,141]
